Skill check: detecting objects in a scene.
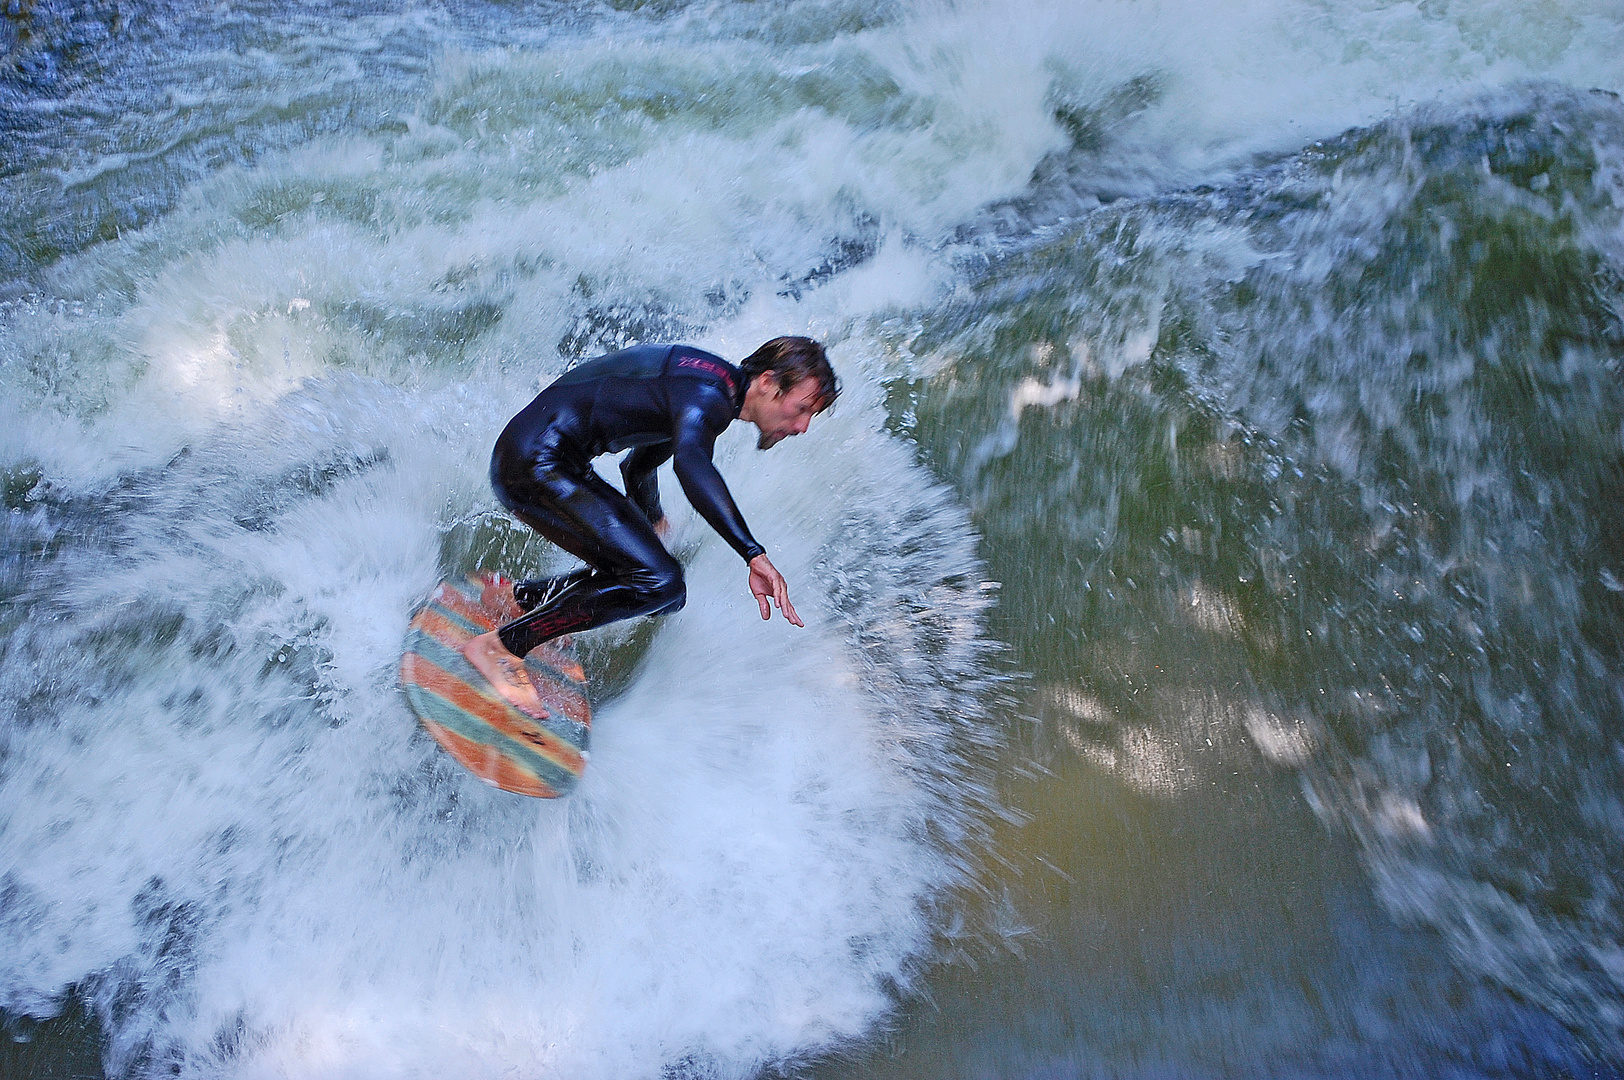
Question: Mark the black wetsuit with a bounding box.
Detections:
[489,344,765,657]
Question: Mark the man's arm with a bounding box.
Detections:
[620,444,673,527]
[667,400,766,563]
[668,385,801,626]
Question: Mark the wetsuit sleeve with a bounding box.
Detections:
[668,392,766,563]
[619,444,673,524]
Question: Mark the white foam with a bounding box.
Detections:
[0,368,992,1080]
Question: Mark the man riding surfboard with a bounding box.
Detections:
[461,336,838,714]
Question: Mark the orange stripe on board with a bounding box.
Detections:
[435,589,500,634]
[421,719,556,798]
[410,656,586,774]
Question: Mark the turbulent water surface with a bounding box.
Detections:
[3,1,1624,1077]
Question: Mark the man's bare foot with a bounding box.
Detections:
[461,631,548,720]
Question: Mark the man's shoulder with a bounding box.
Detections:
[667,346,740,399]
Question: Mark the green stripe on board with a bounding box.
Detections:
[523,654,578,688]
[409,631,481,685]
[534,710,590,750]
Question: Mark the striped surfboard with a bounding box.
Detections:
[401,572,591,798]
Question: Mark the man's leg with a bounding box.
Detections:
[494,465,684,657]
[513,567,596,613]
[463,460,683,715]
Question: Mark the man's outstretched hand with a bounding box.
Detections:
[748,553,803,627]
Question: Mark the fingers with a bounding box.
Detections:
[757,589,771,620]
[774,577,802,627]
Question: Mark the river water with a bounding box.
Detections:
[2,1,1622,1078]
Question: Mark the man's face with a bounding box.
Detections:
[751,376,826,450]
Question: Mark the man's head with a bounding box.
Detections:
[738,336,839,450]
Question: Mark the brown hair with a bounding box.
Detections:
[739,336,839,411]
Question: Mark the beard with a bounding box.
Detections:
[756,431,782,450]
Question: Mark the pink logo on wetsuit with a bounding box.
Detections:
[674,355,737,396]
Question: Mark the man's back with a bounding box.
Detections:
[514,344,742,462]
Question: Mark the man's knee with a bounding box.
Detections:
[627,558,684,616]
[652,583,686,617]
[648,562,686,615]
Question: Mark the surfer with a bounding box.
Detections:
[461,336,838,710]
